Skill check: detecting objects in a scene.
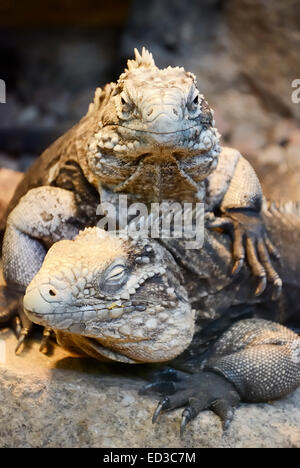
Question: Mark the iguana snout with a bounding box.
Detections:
[24,227,194,363]
[24,280,73,319]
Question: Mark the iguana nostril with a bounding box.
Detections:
[172,108,178,116]
[49,289,57,297]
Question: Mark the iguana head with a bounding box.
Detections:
[87,48,220,202]
[24,227,194,363]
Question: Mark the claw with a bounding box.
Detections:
[13,316,22,337]
[255,275,267,297]
[15,327,30,354]
[152,397,170,424]
[39,327,52,354]
[210,396,238,432]
[180,407,193,437]
[232,258,244,276]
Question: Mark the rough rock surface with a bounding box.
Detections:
[247,128,300,203]
[0,330,299,448]
[226,0,300,120]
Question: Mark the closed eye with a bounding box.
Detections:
[98,260,128,294]
[106,265,126,283]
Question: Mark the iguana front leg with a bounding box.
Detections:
[207,149,281,299]
[2,186,83,351]
[145,319,300,435]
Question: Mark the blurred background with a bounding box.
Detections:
[0,0,300,222]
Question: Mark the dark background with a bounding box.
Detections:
[0,0,299,199]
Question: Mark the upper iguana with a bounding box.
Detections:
[1,48,282,349]
[21,198,300,434]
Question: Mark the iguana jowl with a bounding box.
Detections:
[2,47,281,322]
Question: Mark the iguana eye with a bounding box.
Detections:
[120,92,129,104]
[98,260,128,294]
[118,93,134,120]
[187,90,202,118]
[106,264,126,283]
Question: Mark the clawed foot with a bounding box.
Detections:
[14,313,32,354]
[15,319,54,355]
[140,369,240,436]
[207,211,282,300]
[38,327,55,354]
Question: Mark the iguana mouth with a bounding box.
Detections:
[103,123,201,135]
[97,122,213,150]
[72,335,141,363]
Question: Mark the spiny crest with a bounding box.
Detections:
[76,227,111,242]
[125,47,156,72]
[88,83,117,115]
[75,227,128,249]
[267,200,300,217]
[74,228,128,259]
[87,87,105,115]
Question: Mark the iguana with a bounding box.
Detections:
[1,48,282,350]
[21,198,300,434]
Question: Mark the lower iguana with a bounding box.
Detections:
[20,200,300,434]
[1,48,282,349]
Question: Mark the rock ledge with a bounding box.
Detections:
[0,331,299,448]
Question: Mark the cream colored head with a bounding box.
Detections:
[24,227,194,363]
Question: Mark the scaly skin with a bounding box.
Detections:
[21,201,300,433]
[22,201,300,362]
[2,48,281,312]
